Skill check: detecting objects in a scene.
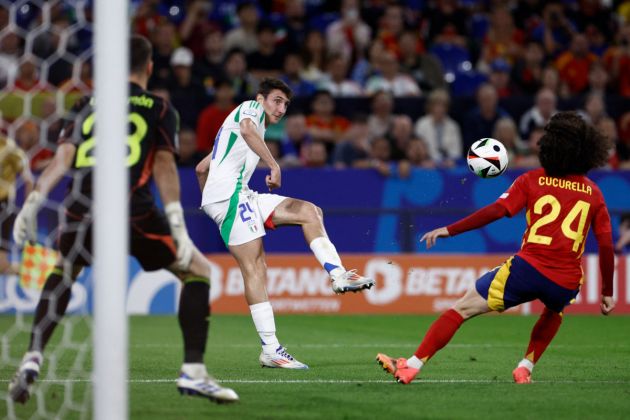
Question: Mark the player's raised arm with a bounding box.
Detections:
[240,118,281,190]
[13,143,76,245]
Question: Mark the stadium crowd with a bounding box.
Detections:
[2,0,630,175]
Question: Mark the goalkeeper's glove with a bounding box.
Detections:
[165,201,194,271]
[13,191,44,246]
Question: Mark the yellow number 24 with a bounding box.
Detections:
[75,112,148,168]
[527,194,591,252]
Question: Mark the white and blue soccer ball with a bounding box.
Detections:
[467,138,509,178]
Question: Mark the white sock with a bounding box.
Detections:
[406,355,424,370]
[309,237,345,276]
[250,302,280,354]
[517,358,534,372]
[181,363,207,379]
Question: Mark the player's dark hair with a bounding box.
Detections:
[130,34,152,74]
[538,111,610,177]
[257,78,293,100]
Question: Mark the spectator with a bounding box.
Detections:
[531,1,575,57]
[366,136,394,177]
[302,30,327,84]
[306,90,350,154]
[578,93,607,125]
[148,21,177,88]
[59,60,93,94]
[333,114,371,168]
[587,61,610,97]
[302,141,328,167]
[367,90,396,140]
[196,79,235,152]
[177,127,206,167]
[425,0,468,47]
[279,112,311,164]
[247,21,285,81]
[399,30,446,92]
[365,50,421,97]
[350,39,386,87]
[167,47,206,129]
[492,117,528,167]
[387,115,415,161]
[612,112,630,169]
[375,3,406,57]
[319,53,363,97]
[12,56,50,92]
[222,48,258,97]
[277,0,310,53]
[398,137,436,178]
[192,25,226,96]
[280,52,317,97]
[512,41,546,94]
[178,0,214,57]
[596,117,620,169]
[540,65,570,98]
[14,120,53,172]
[414,88,462,166]
[478,7,524,71]
[463,83,509,150]
[555,33,597,94]
[604,23,630,97]
[519,87,557,138]
[514,126,544,168]
[326,0,371,62]
[488,58,516,98]
[0,30,22,88]
[224,1,259,54]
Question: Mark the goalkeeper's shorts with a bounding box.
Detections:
[58,208,177,271]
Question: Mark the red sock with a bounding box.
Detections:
[525,307,563,364]
[414,309,464,362]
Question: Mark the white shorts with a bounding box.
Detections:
[202,190,287,246]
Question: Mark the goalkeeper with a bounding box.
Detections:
[9,35,237,404]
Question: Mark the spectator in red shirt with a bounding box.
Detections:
[195,79,235,152]
[306,90,350,155]
[555,33,597,94]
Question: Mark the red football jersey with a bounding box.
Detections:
[496,168,612,290]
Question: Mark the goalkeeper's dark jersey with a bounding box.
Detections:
[59,83,179,217]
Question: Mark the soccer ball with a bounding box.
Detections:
[467,138,509,178]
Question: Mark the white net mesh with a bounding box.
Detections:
[1,1,93,418]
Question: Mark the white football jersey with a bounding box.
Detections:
[201,100,267,205]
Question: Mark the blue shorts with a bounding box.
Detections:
[476,255,579,313]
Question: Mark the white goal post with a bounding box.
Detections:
[93,0,129,419]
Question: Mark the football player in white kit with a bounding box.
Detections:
[196,78,374,369]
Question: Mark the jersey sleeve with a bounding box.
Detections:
[58,96,92,146]
[235,100,264,128]
[156,99,179,154]
[495,173,529,216]
[591,190,612,235]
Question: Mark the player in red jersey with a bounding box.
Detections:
[376,111,615,384]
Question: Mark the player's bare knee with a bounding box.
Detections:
[302,201,321,223]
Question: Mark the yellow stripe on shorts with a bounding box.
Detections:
[487,257,513,312]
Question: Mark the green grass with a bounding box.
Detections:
[2,314,630,419]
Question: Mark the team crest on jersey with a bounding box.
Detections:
[248,219,258,233]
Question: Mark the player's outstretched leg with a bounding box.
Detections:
[9,267,75,404]
[271,198,375,293]
[377,287,488,384]
[173,251,239,403]
[513,307,563,384]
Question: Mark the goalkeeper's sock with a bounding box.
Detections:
[250,301,280,354]
[414,309,464,362]
[29,268,73,352]
[179,277,210,364]
[524,307,562,364]
[309,237,346,276]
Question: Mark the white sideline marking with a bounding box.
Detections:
[132,343,630,349]
[0,379,627,385]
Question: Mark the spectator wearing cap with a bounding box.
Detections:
[519,87,557,139]
[224,1,259,54]
[488,58,516,98]
[168,46,207,129]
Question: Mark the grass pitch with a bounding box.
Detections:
[1,314,629,419]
